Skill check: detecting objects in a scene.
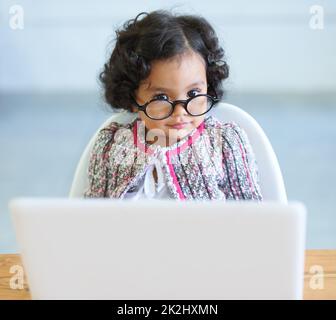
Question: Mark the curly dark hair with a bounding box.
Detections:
[99,9,229,112]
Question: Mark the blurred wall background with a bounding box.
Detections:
[1,0,335,252]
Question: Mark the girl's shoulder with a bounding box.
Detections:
[204,115,251,148]
[89,117,136,156]
[94,116,137,140]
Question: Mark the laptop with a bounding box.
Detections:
[9,198,306,300]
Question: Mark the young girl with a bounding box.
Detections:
[84,10,263,201]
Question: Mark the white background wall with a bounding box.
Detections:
[0,0,335,93]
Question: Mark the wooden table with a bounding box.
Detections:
[1,250,335,300]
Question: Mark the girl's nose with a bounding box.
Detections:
[172,102,188,117]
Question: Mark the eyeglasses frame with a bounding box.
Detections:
[131,93,220,120]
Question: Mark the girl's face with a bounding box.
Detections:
[133,50,208,147]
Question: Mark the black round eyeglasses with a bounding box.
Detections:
[131,94,220,120]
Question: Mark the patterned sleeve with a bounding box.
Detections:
[221,121,263,201]
[83,123,119,198]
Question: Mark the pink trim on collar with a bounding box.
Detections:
[167,121,205,158]
[165,121,205,200]
[165,152,186,200]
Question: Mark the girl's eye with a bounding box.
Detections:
[153,93,168,100]
[188,88,201,98]
[152,88,201,100]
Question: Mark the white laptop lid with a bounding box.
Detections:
[9,198,306,300]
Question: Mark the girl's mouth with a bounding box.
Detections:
[167,122,190,130]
